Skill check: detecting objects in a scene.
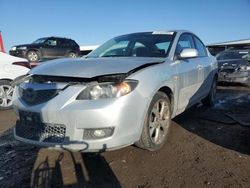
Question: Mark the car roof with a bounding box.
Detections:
[124,30,191,35]
[114,30,195,41]
[48,36,74,40]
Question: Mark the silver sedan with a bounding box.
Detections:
[13,30,217,152]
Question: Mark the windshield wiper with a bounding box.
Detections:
[101,55,126,57]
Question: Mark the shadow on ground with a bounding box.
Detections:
[31,151,121,188]
[174,86,250,155]
[0,128,39,188]
[0,126,121,188]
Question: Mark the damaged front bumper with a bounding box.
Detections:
[12,82,148,152]
[218,70,250,85]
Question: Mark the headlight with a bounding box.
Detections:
[83,127,115,139]
[239,65,250,71]
[11,46,16,51]
[76,80,138,100]
[18,46,27,50]
[11,74,31,86]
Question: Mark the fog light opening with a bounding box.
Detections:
[83,127,114,140]
[93,129,106,137]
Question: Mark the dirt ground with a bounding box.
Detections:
[0,86,250,188]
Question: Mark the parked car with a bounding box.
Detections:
[9,37,80,62]
[0,52,30,110]
[13,30,217,152]
[217,49,250,86]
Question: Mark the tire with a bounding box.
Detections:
[26,50,39,62]
[0,80,14,110]
[202,77,217,107]
[68,51,77,58]
[135,91,171,151]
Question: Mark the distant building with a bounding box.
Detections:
[207,39,250,55]
[80,45,99,56]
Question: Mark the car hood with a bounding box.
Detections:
[218,59,250,69]
[29,57,165,78]
[15,44,40,48]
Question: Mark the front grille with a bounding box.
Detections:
[16,111,66,143]
[220,68,236,74]
[19,87,58,105]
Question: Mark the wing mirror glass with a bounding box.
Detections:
[43,41,49,46]
[179,48,198,59]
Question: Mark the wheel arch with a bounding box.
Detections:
[67,50,78,56]
[158,86,174,115]
[0,78,13,82]
[214,72,218,80]
[26,49,41,56]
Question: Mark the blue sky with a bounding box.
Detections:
[0,0,250,51]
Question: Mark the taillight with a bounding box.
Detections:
[12,61,31,69]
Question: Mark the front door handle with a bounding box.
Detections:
[197,65,203,70]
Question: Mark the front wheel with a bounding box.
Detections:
[68,52,77,58]
[0,80,14,110]
[26,50,39,62]
[135,91,171,151]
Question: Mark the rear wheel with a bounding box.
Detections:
[135,91,171,151]
[68,52,77,58]
[203,77,217,107]
[0,80,14,110]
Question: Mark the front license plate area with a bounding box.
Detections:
[19,110,41,127]
[16,110,44,140]
[16,110,66,143]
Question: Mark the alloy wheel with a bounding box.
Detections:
[28,52,38,61]
[0,85,14,108]
[149,99,170,145]
[69,52,77,58]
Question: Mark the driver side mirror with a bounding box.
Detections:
[43,41,49,46]
[242,54,250,62]
[178,48,198,59]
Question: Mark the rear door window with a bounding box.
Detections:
[69,40,78,47]
[58,39,70,47]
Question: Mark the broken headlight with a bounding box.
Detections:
[11,74,32,86]
[239,65,250,71]
[76,80,138,100]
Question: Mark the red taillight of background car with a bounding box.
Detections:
[29,61,40,68]
[12,61,31,69]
